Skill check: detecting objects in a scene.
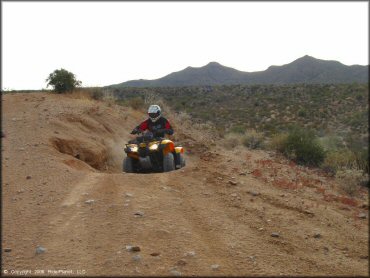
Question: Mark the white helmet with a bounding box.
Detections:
[148,105,161,122]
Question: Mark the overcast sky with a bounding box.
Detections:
[2,1,368,90]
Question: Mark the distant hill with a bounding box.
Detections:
[108,55,368,88]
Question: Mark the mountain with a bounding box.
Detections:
[109,55,368,88]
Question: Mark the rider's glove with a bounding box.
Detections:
[131,128,139,135]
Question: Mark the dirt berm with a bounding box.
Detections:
[2,92,368,276]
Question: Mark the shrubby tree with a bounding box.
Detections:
[46,68,81,93]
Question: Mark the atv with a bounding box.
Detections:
[123,131,185,173]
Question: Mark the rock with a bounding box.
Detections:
[35,246,46,254]
[239,172,246,176]
[360,255,369,260]
[358,212,367,219]
[248,191,260,196]
[125,193,133,197]
[131,246,141,252]
[231,193,238,197]
[150,252,160,256]
[134,211,144,217]
[176,259,187,266]
[258,227,264,231]
[169,270,182,276]
[184,251,196,257]
[211,264,220,270]
[228,180,237,186]
[313,232,321,239]
[26,176,32,180]
[125,245,133,251]
[132,254,141,262]
[4,248,12,252]
[85,199,95,204]
[271,232,280,238]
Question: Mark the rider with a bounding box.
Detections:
[131,104,174,138]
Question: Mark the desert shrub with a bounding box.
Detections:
[297,109,307,118]
[128,97,145,110]
[318,135,343,152]
[336,169,367,196]
[322,149,358,173]
[224,133,242,149]
[269,133,289,152]
[283,127,325,166]
[89,88,104,100]
[242,130,264,149]
[230,125,245,134]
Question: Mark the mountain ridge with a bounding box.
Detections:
[109,55,369,88]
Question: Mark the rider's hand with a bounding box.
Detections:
[131,128,138,135]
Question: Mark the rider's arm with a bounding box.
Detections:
[164,119,174,135]
[131,120,149,134]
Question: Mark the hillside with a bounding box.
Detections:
[2,92,368,276]
[109,56,369,88]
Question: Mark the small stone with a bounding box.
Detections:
[231,193,237,197]
[313,232,321,239]
[258,227,264,231]
[35,246,46,254]
[134,211,144,217]
[4,248,12,252]
[85,199,95,204]
[125,193,133,197]
[170,270,182,276]
[250,191,260,196]
[358,213,367,219]
[239,172,246,176]
[211,264,220,270]
[176,259,187,266]
[132,254,141,262]
[228,180,237,186]
[150,252,160,256]
[184,251,196,257]
[131,246,141,252]
[360,255,369,260]
[271,232,280,238]
[26,176,32,180]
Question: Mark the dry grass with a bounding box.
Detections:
[336,169,368,196]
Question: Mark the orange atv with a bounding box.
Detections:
[123,131,185,173]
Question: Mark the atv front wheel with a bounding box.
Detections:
[180,154,186,168]
[163,153,175,172]
[123,157,134,173]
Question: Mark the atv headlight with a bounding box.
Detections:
[149,144,159,150]
[129,146,138,152]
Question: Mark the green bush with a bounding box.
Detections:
[283,128,325,166]
[46,68,81,93]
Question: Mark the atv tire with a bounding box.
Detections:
[123,157,134,173]
[180,154,186,168]
[163,153,175,172]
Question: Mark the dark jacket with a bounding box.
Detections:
[135,117,174,137]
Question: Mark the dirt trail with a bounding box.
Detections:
[2,93,369,276]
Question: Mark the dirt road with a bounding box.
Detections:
[2,93,368,276]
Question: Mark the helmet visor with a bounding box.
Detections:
[149,112,160,119]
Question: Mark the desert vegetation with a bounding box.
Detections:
[106,83,368,191]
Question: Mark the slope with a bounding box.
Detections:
[2,92,368,276]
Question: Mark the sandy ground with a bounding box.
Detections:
[2,92,369,276]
